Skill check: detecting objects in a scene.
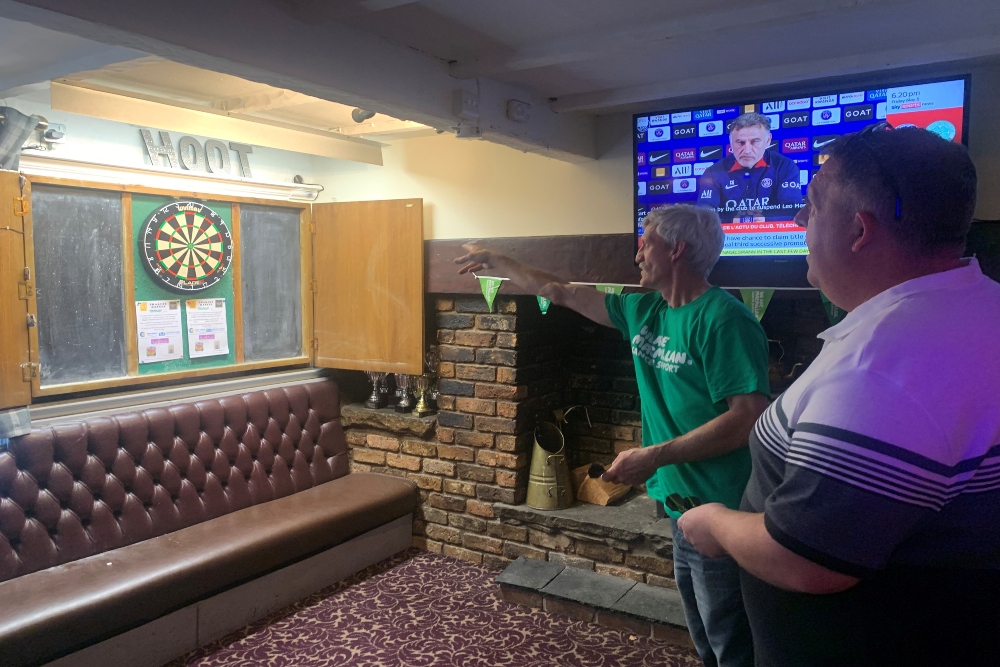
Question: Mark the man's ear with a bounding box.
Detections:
[669,239,687,263]
[851,211,879,253]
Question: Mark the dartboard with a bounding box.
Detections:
[139,201,233,293]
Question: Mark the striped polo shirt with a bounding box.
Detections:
[740,258,1000,666]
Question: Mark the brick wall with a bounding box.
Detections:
[342,290,829,583]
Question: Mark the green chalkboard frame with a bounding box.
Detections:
[132,194,237,375]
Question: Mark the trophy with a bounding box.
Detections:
[394,373,414,413]
[364,371,386,409]
[413,374,433,417]
[414,347,440,417]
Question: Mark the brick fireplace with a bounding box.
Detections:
[342,291,828,587]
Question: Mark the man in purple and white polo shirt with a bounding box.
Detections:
[677,126,1000,666]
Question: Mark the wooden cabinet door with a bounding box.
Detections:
[0,171,31,408]
[312,199,424,374]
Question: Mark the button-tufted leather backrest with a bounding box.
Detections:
[0,381,347,583]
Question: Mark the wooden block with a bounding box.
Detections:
[570,464,631,506]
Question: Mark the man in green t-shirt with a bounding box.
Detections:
[455,204,769,667]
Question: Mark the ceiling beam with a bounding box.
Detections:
[449,0,901,79]
[550,34,1000,113]
[271,0,421,24]
[0,45,142,96]
[0,0,595,161]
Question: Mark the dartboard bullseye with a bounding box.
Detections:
[139,201,233,294]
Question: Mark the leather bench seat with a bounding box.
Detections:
[0,472,417,666]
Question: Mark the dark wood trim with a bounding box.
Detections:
[426,234,641,294]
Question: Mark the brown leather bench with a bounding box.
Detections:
[0,380,418,667]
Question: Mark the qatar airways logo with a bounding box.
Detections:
[673,148,696,162]
[781,137,809,153]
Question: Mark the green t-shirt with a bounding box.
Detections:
[606,287,769,519]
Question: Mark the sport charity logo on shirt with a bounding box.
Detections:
[631,325,692,373]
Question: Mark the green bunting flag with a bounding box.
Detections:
[740,288,774,321]
[820,292,847,325]
[596,284,624,295]
[476,276,506,312]
[536,295,551,315]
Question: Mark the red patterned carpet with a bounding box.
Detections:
[167,548,701,667]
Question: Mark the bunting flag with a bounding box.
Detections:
[596,284,624,295]
[820,292,847,325]
[740,288,774,321]
[476,276,507,312]
[536,295,551,314]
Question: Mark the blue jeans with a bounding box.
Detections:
[671,518,754,667]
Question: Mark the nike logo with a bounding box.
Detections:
[724,183,739,190]
[813,137,837,149]
[699,148,721,158]
[649,154,670,162]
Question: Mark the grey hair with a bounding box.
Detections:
[730,112,771,133]
[645,205,725,278]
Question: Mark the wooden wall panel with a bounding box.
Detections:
[313,199,424,374]
[0,171,30,408]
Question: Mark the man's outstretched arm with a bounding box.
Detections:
[455,243,613,327]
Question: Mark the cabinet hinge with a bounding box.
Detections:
[20,363,38,382]
[309,222,316,234]
[17,280,34,300]
[310,279,318,292]
[13,197,29,217]
[311,338,320,351]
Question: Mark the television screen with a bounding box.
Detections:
[633,76,970,284]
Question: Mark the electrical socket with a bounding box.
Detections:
[452,90,480,120]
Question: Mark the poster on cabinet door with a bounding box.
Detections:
[186,299,229,358]
[136,300,184,363]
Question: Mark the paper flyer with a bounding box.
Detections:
[186,298,230,358]
[136,300,184,364]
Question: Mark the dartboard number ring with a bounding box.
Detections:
[140,201,233,294]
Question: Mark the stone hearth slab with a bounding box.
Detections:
[341,404,436,439]
[612,582,687,627]
[496,557,564,590]
[494,494,659,542]
[541,566,637,608]
[641,518,675,558]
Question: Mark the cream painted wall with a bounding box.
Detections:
[315,122,634,239]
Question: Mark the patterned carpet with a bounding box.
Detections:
[167,548,701,667]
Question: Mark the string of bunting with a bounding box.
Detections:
[472,276,634,314]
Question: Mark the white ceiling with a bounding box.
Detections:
[324,0,1000,112]
[0,0,998,160]
[0,16,430,141]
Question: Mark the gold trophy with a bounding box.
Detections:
[413,374,433,417]
[413,346,440,417]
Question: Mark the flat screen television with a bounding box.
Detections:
[633,75,971,287]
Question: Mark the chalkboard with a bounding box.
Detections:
[32,185,127,386]
[132,194,236,375]
[240,204,302,360]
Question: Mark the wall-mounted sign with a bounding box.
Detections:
[141,129,254,178]
[140,200,233,294]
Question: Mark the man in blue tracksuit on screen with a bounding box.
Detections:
[697,113,803,220]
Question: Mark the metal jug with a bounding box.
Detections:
[526,421,574,510]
